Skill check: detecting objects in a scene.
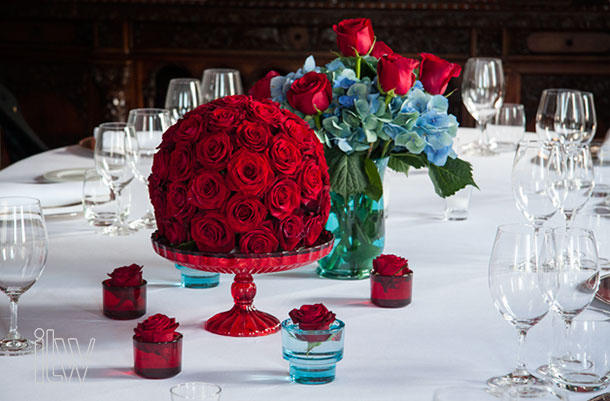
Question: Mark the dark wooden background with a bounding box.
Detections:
[1,0,609,159]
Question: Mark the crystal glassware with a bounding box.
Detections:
[443,186,473,221]
[102,279,147,320]
[133,333,182,379]
[573,206,610,271]
[152,231,334,337]
[461,57,505,156]
[94,122,138,236]
[489,103,526,152]
[511,140,559,233]
[170,383,222,401]
[536,89,586,146]
[281,318,345,384]
[504,384,569,401]
[82,168,130,227]
[0,197,48,356]
[488,223,550,389]
[174,264,219,289]
[581,91,597,145]
[165,78,203,124]
[126,108,171,229]
[201,68,243,103]
[433,386,510,401]
[370,271,413,308]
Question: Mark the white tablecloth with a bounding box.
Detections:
[0,133,602,401]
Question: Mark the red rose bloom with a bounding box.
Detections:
[266,178,301,220]
[236,120,271,153]
[213,94,249,109]
[226,149,273,196]
[304,215,325,246]
[370,40,394,58]
[289,303,336,331]
[195,132,232,170]
[168,142,194,182]
[248,100,284,125]
[418,53,462,95]
[191,212,235,253]
[277,215,304,251]
[161,218,188,245]
[249,70,280,100]
[174,114,204,143]
[332,18,374,57]
[207,106,243,134]
[108,263,143,287]
[187,171,230,210]
[226,194,267,233]
[134,313,180,343]
[269,135,302,175]
[166,182,196,221]
[281,117,318,156]
[239,224,279,254]
[151,148,171,181]
[373,254,411,276]
[378,54,419,96]
[287,72,332,115]
[300,159,323,201]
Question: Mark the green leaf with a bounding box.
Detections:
[326,149,368,199]
[364,158,383,201]
[175,240,197,250]
[388,153,429,176]
[360,58,378,80]
[427,157,478,198]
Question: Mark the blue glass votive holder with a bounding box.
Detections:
[281,318,345,385]
[174,264,219,289]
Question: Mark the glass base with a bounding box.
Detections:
[204,305,280,337]
[316,265,371,280]
[461,140,498,157]
[289,363,336,384]
[103,223,138,236]
[537,365,610,393]
[175,265,219,288]
[0,337,36,356]
[487,371,547,389]
[129,213,156,230]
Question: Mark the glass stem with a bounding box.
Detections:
[564,211,573,228]
[477,121,490,148]
[114,187,125,227]
[8,297,21,340]
[563,317,573,356]
[514,328,529,376]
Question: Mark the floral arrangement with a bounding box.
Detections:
[134,314,180,343]
[148,95,331,253]
[288,303,338,346]
[372,254,411,277]
[107,263,144,287]
[250,18,476,201]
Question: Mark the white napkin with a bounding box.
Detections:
[0,181,83,208]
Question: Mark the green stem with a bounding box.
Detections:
[384,94,394,107]
[380,140,391,159]
[313,113,322,130]
[355,56,362,80]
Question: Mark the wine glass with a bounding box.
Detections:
[126,108,171,229]
[433,386,508,401]
[489,103,526,152]
[201,68,243,103]
[461,57,505,156]
[539,227,599,370]
[536,89,586,147]
[165,78,203,124]
[581,91,597,145]
[512,140,559,234]
[488,223,550,390]
[94,122,137,236]
[0,197,48,356]
[546,144,595,227]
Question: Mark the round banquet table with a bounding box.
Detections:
[0,130,602,401]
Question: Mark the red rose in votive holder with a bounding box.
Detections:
[370,254,413,308]
[289,303,336,342]
[133,314,182,379]
[103,264,146,320]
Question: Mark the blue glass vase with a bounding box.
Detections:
[174,264,219,288]
[317,158,387,280]
[281,318,345,384]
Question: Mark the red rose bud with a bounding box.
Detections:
[195,132,232,170]
[226,149,273,196]
[332,18,375,57]
[226,194,267,233]
[370,40,394,58]
[266,178,301,220]
[239,224,279,254]
[286,72,332,115]
[269,135,303,175]
[187,171,230,210]
[249,70,280,100]
[191,212,236,253]
[236,120,271,153]
[108,264,143,287]
[289,303,336,331]
[134,313,180,343]
[418,53,462,95]
[278,214,304,251]
[373,254,412,276]
[378,54,419,96]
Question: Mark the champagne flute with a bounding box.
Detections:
[581,91,596,145]
[201,68,243,103]
[461,57,505,156]
[94,122,137,236]
[165,78,203,124]
[126,108,171,229]
[546,144,594,227]
[512,140,559,234]
[0,197,48,356]
[488,223,550,389]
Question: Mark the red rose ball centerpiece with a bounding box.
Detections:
[150,95,334,337]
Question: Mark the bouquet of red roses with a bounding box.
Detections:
[148,95,331,254]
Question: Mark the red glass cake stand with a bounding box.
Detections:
[151,231,334,337]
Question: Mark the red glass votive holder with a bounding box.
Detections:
[370,272,413,308]
[133,333,182,379]
[102,279,147,320]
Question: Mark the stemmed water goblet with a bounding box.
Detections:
[165,78,203,124]
[201,68,243,103]
[94,122,138,236]
[461,57,505,156]
[580,92,597,145]
[488,223,550,390]
[126,108,171,229]
[0,197,48,356]
[536,89,586,147]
